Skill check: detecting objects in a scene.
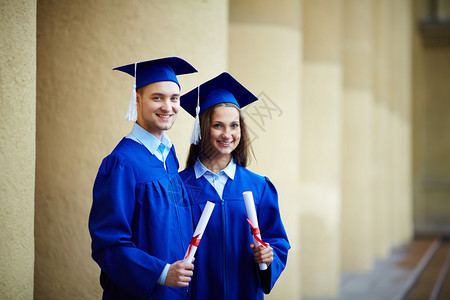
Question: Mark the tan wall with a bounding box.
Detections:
[35,1,227,299]
[0,1,36,299]
[229,1,302,298]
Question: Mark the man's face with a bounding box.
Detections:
[136,81,180,140]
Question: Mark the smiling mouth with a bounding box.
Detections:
[218,140,233,146]
[157,114,172,119]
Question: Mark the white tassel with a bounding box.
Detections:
[190,87,201,145]
[125,62,138,122]
[190,106,201,145]
[125,86,137,122]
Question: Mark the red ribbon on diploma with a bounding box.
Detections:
[246,218,268,247]
[184,234,201,259]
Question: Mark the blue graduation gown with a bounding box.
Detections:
[179,165,290,300]
[89,138,193,300]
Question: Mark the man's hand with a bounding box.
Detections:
[164,260,194,287]
[250,243,273,266]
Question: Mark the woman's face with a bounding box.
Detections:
[208,106,241,159]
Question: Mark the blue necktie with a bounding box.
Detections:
[158,143,165,156]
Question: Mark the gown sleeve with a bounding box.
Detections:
[88,155,166,299]
[257,177,291,294]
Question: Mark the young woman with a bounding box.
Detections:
[179,72,290,300]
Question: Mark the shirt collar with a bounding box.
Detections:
[128,123,172,155]
[193,157,236,180]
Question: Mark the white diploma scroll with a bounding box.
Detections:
[243,191,268,270]
[183,201,215,263]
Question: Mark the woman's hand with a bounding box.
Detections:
[250,243,273,266]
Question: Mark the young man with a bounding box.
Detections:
[89,57,197,299]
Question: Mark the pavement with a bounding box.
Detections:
[302,238,450,300]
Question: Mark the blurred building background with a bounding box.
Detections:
[1,0,449,299]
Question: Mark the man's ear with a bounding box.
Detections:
[135,90,141,105]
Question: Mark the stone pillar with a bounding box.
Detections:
[0,1,36,299]
[35,1,227,298]
[375,0,413,251]
[373,0,392,257]
[373,0,413,256]
[390,0,413,245]
[340,0,375,271]
[229,1,302,299]
[301,0,342,297]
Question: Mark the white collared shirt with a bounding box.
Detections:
[126,123,172,165]
[194,158,236,199]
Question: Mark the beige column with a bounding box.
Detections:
[373,0,413,256]
[229,1,302,299]
[340,0,375,271]
[385,3,401,249]
[301,0,342,297]
[378,0,412,250]
[390,0,413,245]
[372,0,393,257]
[0,1,36,299]
[35,1,227,299]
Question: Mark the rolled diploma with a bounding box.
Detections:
[243,191,268,270]
[183,201,215,263]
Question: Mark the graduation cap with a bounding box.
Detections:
[180,72,258,144]
[114,57,197,122]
